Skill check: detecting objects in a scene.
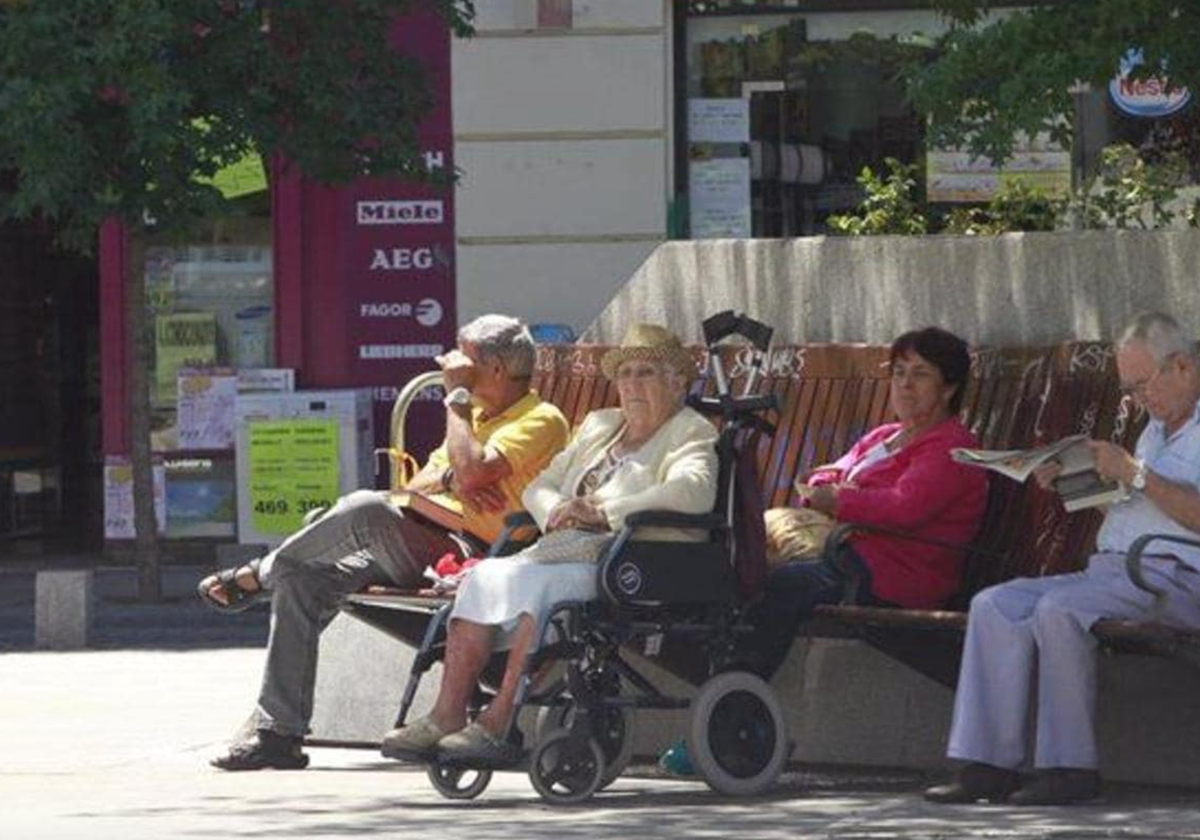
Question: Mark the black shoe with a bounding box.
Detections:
[924,762,1021,804]
[210,729,310,771]
[1009,768,1101,806]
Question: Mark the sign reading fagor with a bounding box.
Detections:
[356,200,444,225]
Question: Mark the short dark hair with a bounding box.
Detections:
[889,327,971,413]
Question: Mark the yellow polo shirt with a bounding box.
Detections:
[422,390,569,544]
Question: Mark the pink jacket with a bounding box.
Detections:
[808,418,988,609]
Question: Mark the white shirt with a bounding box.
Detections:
[846,439,894,482]
[1095,399,1200,570]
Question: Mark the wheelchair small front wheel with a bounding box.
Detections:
[689,670,788,796]
[528,728,605,805]
[534,704,635,790]
[427,762,493,800]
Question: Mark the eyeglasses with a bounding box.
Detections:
[1120,353,1179,399]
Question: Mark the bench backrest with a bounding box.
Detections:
[527,341,1146,603]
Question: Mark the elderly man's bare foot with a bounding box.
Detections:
[197,559,267,613]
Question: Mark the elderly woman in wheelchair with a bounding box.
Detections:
[380,324,719,777]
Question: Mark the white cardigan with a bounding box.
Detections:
[522,406,719,541]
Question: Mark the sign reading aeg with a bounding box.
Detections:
[369,247,435,271]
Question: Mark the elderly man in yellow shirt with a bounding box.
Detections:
[199,314,570,771]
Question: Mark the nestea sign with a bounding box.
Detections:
[1110,49,1191,118]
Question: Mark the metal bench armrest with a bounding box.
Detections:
[824,521,997,604]
[622,510,728,532]
[1125,533,1200,596]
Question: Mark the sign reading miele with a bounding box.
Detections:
[356,200,444,225]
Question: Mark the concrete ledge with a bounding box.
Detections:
[310,612,442,741]
[215,543,269,568]
[581,230,1200,346]
[35,570,93,650]
[311,612,1200,786]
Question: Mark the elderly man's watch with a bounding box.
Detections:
[442,386,472,409]
[1130,458,1149,492]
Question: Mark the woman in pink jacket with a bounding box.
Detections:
[742,326,988,678]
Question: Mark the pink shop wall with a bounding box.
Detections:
[101,9,456,473]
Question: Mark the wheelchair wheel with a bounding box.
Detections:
[427,762,493,800]
[689,670,787,796]
[528,728,605,805]
[535,704,635,789]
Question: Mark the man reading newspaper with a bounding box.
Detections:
[952,435,1125,511]
[926,312,1200,806]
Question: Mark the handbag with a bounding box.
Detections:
[515,528,614,566]
[764,506,834,568]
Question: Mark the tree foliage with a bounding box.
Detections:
[827,159,928,236]
[911,1,1200,162]
[833,145,1195,237]
[1075,142,1190,230]
[0,0,473,598]
[0,0,474,250]
[942,180,1064,235]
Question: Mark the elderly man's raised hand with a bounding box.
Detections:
[436,348,478,391]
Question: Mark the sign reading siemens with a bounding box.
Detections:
[356,200,444,225]
[1110,49,1191,118]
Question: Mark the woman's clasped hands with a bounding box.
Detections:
[546,496,609,532]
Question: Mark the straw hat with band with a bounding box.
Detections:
[600,323,697,381]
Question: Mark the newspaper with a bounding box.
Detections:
[951,434,1125,511]
[950,434,1091,482]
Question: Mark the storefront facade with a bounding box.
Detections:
[87,0,1197,550]
[98,10,455,547]
[680,1,1198,235]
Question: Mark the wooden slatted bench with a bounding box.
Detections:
[343,340,1200,691]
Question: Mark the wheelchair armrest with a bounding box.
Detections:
[601,510,727,570]
[622,510,728,532]
[1125,533,1200,596]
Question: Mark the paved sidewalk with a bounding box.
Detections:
[4,647,1200,839]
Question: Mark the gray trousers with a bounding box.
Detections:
[946,552,1200,770]
[251,490,465,736]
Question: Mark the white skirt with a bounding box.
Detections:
[450,531,607,650]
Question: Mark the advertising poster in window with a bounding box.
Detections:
[690,157,753,238]
[177,368,238,450]
[927,133,1071,203]
[103,457,166,540]
[688,98,751,144]
[154,312,218,405]
[341,10,456,464]
[247,420,340,536]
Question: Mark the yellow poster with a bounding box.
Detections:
[155,312,218,404]
[247,420,340,535]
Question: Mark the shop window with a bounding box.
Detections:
[685,9,935,237]
[141,214,271,541]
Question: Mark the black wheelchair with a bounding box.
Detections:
[346,312,786,804]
